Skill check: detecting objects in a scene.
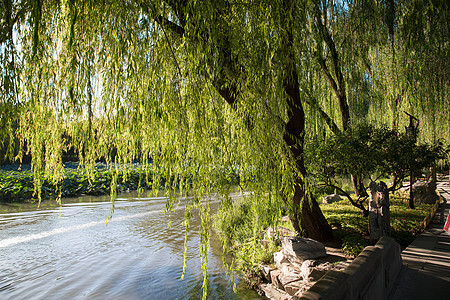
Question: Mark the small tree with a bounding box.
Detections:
[306,124,446,215]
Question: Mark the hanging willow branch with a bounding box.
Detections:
[0,1,448,298]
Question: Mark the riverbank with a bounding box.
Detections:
[0,163,151,203]
[212,187,439,298]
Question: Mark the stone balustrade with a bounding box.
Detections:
[299,237,402,300]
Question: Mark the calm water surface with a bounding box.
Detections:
[0,192,261,299]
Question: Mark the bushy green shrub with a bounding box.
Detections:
[0,164,152,202]
[213,192,283,281]
[305,123,447,212]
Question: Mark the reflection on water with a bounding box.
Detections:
[0,192,261,299]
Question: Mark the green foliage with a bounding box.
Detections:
[321,199,370,257]
[0,163,151,203]
[232,241,280,287]
[389,193,434,246]
[0,1,448,296]
[306,123,446,191]
[213,192,283,282]
[214,192,283,245]
[0,0,447,202]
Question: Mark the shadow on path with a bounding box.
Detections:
[390,178,450,300]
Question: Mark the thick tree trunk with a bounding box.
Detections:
[297,178,334,241]
[287,172,334,242]
[158,0,334,242]
[283,13,334,242]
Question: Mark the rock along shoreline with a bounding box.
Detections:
[256,226,352,299]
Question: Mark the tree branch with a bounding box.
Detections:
[154,14,185,36]
[139,2,185,37]
[141,1,239,105]
[313,3,350,130]
[303,88,340,134]
[320,183,368,214]
[316,50,339,95]
[0,0,27,44]
[159,22,182,77]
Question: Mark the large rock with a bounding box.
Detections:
[322,194,341,204]
[279,273,302,287]
[300,260,313,281]
[274,251,289,267]
[279,262,301,278]
[412,181,439,204]
[270,269,284,290]
[281,237,326,263]
[259,283,291,300]
[293,282,314,298]
[260,264,276,282]
[284,280,304,296]
[278,264,302,285]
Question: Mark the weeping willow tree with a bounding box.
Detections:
[1,0,338,285]
[369,0,450,145]
[0,0,448,294]
[291,0,449,198]
[295,0,449,137]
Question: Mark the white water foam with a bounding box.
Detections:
[0,198,223,249]
[0,210,159,248]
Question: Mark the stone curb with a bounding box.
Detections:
[420,190,444,231]
[299,237,402,300]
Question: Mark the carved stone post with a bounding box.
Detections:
[369,181,391,242]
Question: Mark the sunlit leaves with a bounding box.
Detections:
[0,1,448,296]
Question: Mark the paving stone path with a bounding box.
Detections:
[390,177,450,299]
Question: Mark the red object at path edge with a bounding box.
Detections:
[444,211,450,233]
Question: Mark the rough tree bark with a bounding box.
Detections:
[284,74,334,241]
[282,13,334,241]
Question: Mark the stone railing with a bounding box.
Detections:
[261,187,444,299]
[299,237,402,300]
[420,190,444,231]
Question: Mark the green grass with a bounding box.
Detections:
[320,192,434,257]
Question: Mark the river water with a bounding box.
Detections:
[0,192,261,299]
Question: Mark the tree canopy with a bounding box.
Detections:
[1,0,449,295]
